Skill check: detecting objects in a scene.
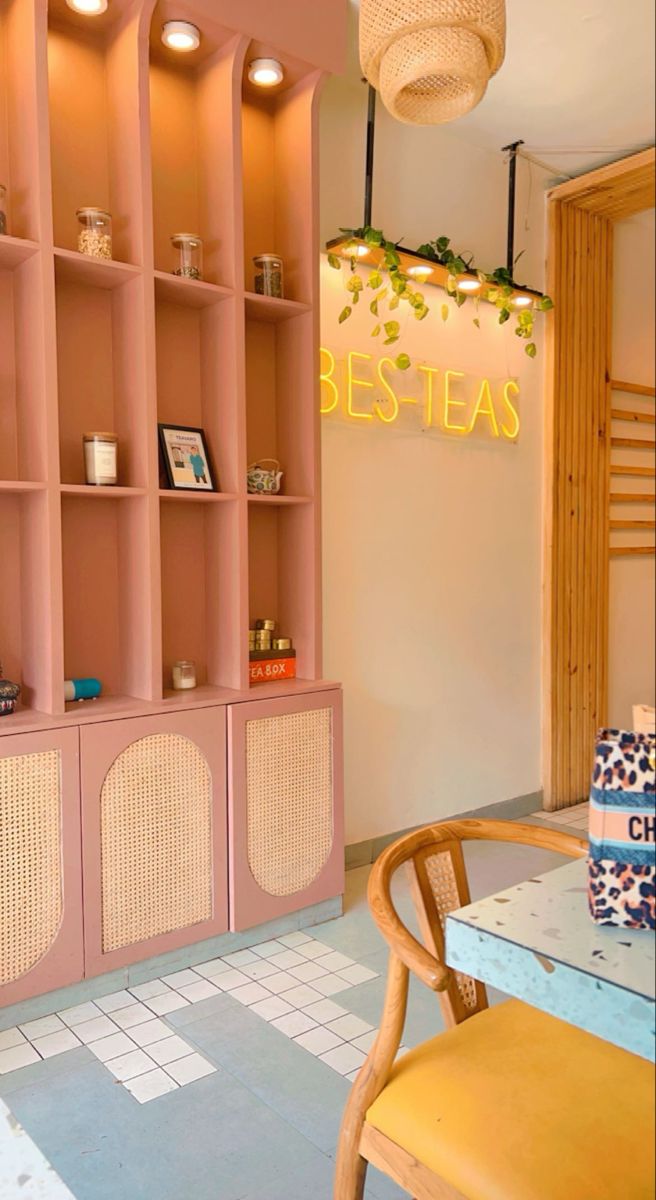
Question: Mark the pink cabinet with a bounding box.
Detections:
[0,728,83,1006]
[80,707,228,976]
[228,689,344,930]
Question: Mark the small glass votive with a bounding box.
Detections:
[253,254,283,298]
[172,660,197,690]
[171,233,203,280]
[77,207,112,259]
[0,184,7,236]
[83,432,117,485]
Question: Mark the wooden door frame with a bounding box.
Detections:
[543,148,655,810]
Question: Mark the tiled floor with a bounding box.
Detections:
[530,800,590,832]
[0,830,572,1200]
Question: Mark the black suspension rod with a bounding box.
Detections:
[364,84,377,228]
[502,139,524,277]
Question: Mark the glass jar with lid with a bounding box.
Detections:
[77,207,112,259]
[172,660,197,690]
[0,184,7,236]
[171,233,203,280]
[253,254,284,298]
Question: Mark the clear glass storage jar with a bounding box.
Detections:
[0,184,7,236]
[253,254,283,298]
[171,233,203,280]
[77,207,112,259]
[172,660,197,690]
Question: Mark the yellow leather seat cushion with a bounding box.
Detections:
[366,999,655,1200]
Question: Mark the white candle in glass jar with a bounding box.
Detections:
[172,660,197,690]
[83,432,117,485]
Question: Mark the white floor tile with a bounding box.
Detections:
[95,990,134,1014]
[57,1001,102,1028]
[311,974,351,997]
[128,979,171,1002]
[319,1043,367,1076]
[270,1011,318,1039]
[0,1029,25,1053]
[287,961,329,984]
[31,1029,81,1059]
[176,979,221,1004]
[345,1069,361,1083]
[337,965,378,987]
[106,1048,154,1082]
[248,996,294,1022]
[351,1029,378,1054]
[279,984,325,1009]
[276,931,313,948]
[0,1043,40,1075]
[144,992,189,1016]
[220,949,258,968]
[293,1027,344,1056]
[145,1036,192,1066]
[164,1053,216,1086]
[160,969,201,989]
[239,960,279,981]
[259,971,299,995]
[18,1014,65,1040]
[251,939,285,959]
[326,1014,374,1041]
[123,1068,178,1104]
[301,999,349,1025]
[112,1003,153,1030]
[128,1019,171,1047]
[65,1015,118,1045]
[230,982,272,1006]
[211,969,251,992]
[88,1032,136,1063]
[295,940,333,961]
[314,951,355,973]
[267,949,307,971]
[193,958,232,979]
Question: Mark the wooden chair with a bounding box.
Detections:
[334,818,655,1200]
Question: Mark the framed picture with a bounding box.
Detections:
[158,424,216,492]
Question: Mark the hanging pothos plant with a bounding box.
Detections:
[328,226,553,363]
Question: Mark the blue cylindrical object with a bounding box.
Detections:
[64,678,102,701]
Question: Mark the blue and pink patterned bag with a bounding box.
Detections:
[588,728,655,930]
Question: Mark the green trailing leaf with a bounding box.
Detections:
[525,342,537,358]
[347,275,363,293]
[518,310,533,327]
[367,272,383,290]
[537,295,554,311]
[370,299,379,316]
[441,304,450,322]
[384,320,400,338]
[338,306,352,324]
[376,286,389,302]
[454,290,466,308]
[383,335,399,346]
[371,324,381,337]
[327,253,341,270]
[446,274,457,295]
[389,295,400,310]
[487,287,500,304]
[473,317,480,329]
[352,290,359,304]
[498,308,511,325]
[414,304,429,320]
[395,353,411,370]
[364,227,384,246]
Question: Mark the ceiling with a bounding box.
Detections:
[348,0,655,180]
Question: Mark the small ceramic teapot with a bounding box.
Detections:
[247,459,283,495]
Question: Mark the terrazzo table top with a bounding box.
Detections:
[446,859,655,1061]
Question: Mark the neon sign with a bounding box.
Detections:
[320,347,520,441]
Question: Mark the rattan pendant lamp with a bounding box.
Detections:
[360,0,506,125]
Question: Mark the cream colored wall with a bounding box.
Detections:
[319,70,552,843]
[608,210,656,730]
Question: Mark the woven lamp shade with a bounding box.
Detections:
[360,0,506,125]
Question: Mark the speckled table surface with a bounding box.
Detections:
[446,859,655,1061]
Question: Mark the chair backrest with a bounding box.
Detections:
[368,818,587,1028]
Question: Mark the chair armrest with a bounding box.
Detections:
[368,884,451,993]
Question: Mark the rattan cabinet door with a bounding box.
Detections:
[81,707,228,976]
[228,689,344,930]
[0,728,83,1008]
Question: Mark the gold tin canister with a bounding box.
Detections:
[273,637,292,650]
[256,618,276,632]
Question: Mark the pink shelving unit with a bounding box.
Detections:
[0,0,346,1005]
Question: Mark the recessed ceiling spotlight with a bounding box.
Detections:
[161,20,201,51]
[342,242,369,258]
[248,58,284,87]
[407,264,433,278]
[66,0,108,14]
[457,278,481,292]
[513,295,533,307]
